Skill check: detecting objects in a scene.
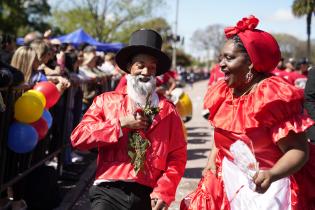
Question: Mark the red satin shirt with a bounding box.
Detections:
[71,88,187,205]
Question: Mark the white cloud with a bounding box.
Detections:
[269,8,295,21]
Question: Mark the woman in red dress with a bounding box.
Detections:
[182,15,315,210]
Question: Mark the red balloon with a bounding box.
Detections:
[33,81,60,108]
[30,117,49,140]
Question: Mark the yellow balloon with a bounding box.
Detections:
[14,94,44,123]
[23,90,46,107]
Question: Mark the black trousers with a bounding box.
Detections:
[307,126,315,143]
[89,181,153,210]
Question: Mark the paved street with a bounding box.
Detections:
[169,79,213,209]
[67,79,213,210]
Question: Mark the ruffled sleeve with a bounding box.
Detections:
[253,77,314,142]
[204,80,230,118]
[204,76,314,142]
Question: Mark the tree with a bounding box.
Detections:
[51,0,166,42]
[273,32,315,62]
[113,17,172,44]
[292,0,315,60]
[175,49,193,67]
[191,24,225,68]
[0,0,51,36]
[163,44,192,67]
[273,33,305,59]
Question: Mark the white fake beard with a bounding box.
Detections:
[126,74,156,106]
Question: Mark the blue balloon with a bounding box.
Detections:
[42,109,53,129]
[7,122,38,153]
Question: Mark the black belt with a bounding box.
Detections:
[99,181,153,195]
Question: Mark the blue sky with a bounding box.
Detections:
[48,0,315,58]
[161,0,315,57]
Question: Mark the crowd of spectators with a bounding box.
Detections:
[0,30,124,210]
[0,29,127,113]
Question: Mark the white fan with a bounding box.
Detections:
[230,140,259,190]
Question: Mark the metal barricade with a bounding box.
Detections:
[0,76,112,193]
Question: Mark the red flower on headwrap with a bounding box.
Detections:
[224,15,259,38]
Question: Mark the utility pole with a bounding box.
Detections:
[172,0,179,69]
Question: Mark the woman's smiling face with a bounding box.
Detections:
[219,39,251,89]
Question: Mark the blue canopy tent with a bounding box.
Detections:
[16,37,25,46]
[57,28,124,52]
[97,42,125,52]
[15,29,98,46]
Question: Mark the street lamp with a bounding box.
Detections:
[172,0,179,69]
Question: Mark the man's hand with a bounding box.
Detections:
[151,198,168,210]
[155,87,166,95]
[120,113,149,130]
[165,90,172,96]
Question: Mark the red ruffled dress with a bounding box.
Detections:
[183,76,315,210]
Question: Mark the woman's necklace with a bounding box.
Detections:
[231,80,257,121]
[232,73,265,98]
[236,83,257,97]
[230,74,265,122]
[232,83,257,100]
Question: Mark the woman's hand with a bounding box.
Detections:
[202,164,216,177]
[55,77,71,93]
[253,170,273,194]
[58,77,71,88]
[202,141,218,177]
[253,131,309,194]
[119,113,149,130]
[43,29,52,38]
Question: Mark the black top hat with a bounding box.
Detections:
[115,29,171,76]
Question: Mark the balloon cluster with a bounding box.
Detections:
[7,82,60,153]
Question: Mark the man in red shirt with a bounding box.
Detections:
[291,58,309,89]
[272,57,294,84]
[71,29,187,210]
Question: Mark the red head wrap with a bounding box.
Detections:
[224,15,281,73]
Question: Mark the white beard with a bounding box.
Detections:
[126,74,158,107]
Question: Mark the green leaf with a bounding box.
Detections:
[128,151,135,161]
[127,93,159,174]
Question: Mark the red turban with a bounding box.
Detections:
[224,15,281,73]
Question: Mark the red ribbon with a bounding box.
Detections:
[224,15,259,38]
